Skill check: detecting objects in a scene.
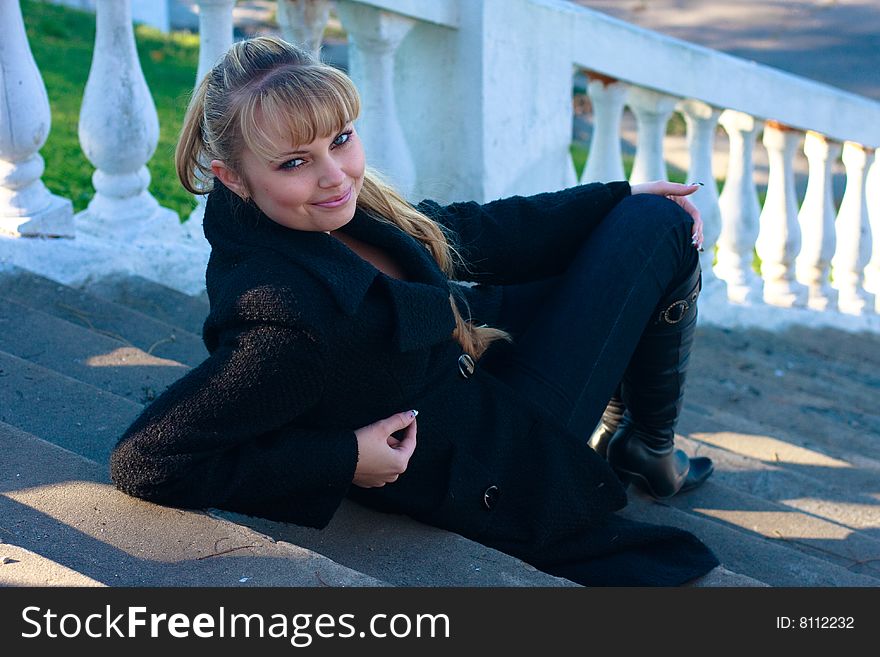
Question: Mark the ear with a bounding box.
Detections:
[210,160,248,198]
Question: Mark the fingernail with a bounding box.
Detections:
[689,181,704,186]
[410,409,419,418]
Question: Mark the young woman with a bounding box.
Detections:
[110,36,717,586]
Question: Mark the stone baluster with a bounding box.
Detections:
[184,0,235,240]
[277,0,331,57]
[863,158,880,309]
[832,142,876,315]
[335,1,416,196]
[756,121,807,307]
[0,0,74,237]
[679,99,723,293]
[195,0,235,85]
[795,132,841,310]
[716,110,762,304]
[76,0,179,241]
[580,73,627,184]
[625,87,677,184]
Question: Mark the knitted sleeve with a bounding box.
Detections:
[109,323,358,528]
[416,180,631,284]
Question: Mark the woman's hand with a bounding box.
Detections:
[630,181,704,250]
[352,410,418,488]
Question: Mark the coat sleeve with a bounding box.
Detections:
[416,180,631,284]
[109,322,358,528]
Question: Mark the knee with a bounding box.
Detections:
[609,194,694,244]
[610,193,693,235]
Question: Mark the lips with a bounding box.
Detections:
[312,187,352,208]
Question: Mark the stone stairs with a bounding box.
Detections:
[1,265,877,587]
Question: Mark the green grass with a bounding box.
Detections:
[22,0,199,219]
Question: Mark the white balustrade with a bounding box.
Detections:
[795,132,841,311]
[580,74,627,184]
[76,0,179,241]
[679,99,723,294]
[864,159,880,309]
[277,0,331,57]
[335,1,416,196]
[0,0,73,238]
[184,0,235,240]
[626,87,677,185]
[756,121,808,307]
[832,142,876,315]
[6,0,880,331]
[715,110,763,304]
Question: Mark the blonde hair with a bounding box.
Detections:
[175,36,510,359]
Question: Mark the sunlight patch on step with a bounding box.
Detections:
[0,544,104,587]
[691,431,851,468]
[85,347,185,368]
[693,509,853,540]
[780,498,880,530]
[2,482,279,563]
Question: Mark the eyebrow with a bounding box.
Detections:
[269,124,354,161]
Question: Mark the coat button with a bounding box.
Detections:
[458,353,475,379]
[482,485,500,510]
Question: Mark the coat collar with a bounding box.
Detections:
[203,181,457,352]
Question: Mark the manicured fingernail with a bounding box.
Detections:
[410,409,419,418]
[689,181,704,186]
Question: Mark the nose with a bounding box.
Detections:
[317,156,346,189]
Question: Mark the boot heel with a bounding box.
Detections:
[613,466,670,500]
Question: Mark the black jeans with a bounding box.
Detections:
[481,193,701,439]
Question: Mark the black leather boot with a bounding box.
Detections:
[606,265,713,499]
[588,385,624,459]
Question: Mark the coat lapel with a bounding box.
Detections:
[340,210,457,352]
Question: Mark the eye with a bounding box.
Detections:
[279,158,306,170]
[332,130,352,148]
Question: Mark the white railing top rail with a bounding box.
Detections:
[533,0,880,148]
[347,0,459,28]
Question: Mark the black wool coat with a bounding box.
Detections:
[110,180,718,584]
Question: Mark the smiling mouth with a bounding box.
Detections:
[312,187,352,208]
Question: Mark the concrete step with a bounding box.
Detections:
[0,544,105,587]
[0,418,753,588]
[647,458,880,580]
[0,266,207,367]
[0,349,141,463]
[0,421,384,587]
[675,427,880,534]
[688,325,880,462]
[620,492,880,587]
[218,501,763,587]
[681,402,880,485]
[0,296,189,404]
[216,503,578,587]
[81,273,210,337]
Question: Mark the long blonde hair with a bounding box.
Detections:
[175,36,509,359]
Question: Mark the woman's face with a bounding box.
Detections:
[212,122,365,232]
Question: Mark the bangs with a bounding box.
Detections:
[239,65,360,162]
